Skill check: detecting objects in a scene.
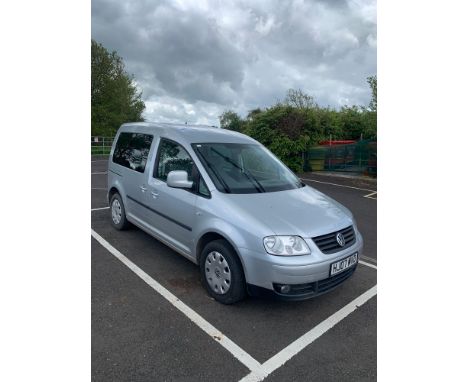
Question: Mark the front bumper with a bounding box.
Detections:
[239,230,363,300]
[247,264,357,300]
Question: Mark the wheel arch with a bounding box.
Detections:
[108,186,120,203]
[107,180,126,205]
[196,231,248,280]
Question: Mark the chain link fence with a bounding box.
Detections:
[91,136,114,155]
[305,140,377,177]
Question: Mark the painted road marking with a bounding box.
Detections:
[91,197,377,380]
[360,255,377,265]
[91,229,262,372]
[238,285,377,382]
[300,177,376,193]
[92,225,377,380]
[363,191,377,200]
[359,260,377,270]
[92,172,108,175]
[91,206,110,211]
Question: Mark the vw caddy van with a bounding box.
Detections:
[108,122,363,304]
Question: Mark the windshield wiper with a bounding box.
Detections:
[195,148,232,193]
[210,148,265,193]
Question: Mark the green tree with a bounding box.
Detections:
[367,75,377,111]
[283,88,317,110]
[243,105,310,172]
[219,83,377,172]
[91,40,145,136]
[364,75,377,139]
[340,106,367,139]
[219,110,244,132]
[246,108,262,121]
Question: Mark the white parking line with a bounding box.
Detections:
[363,191,377,200]
[91,215,377,379]
[92,172,108,175]
[300,177,376,193]
[359,260,377,270]
[360,255,377,265]
[239,285,377,382]
[91,159,108,162]
[91,229,262,372]
[91,187,107,190]
[91,206,110,211]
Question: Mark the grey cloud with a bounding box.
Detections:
[93,1,244,103]
[92,0,376,125]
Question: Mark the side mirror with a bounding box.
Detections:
[167,170,193,189]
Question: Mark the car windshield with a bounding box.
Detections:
[192,143,304,194]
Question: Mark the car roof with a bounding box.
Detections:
[119,122,258,145]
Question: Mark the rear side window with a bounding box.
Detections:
[112,132,153,173]
[154,139,194,181]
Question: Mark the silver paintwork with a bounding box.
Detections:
[108,122,363,293]
[167,170,193,189]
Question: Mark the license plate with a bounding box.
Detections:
[330,253,358,276]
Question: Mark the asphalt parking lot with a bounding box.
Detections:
[91,157,377,382]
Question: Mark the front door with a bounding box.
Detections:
[146,138,197,254]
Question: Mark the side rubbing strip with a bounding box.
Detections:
[126,195,192,231]
[109,169,122,177]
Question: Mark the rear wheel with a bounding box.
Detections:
[200,240,246,304]
[109,193,130,230]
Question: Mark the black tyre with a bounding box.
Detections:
[109,193,130,230]
[200,239,246,304]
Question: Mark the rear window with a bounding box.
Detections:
[112,132,153,173]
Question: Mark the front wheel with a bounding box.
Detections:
[109,193,130,230]
[200,240,246,304]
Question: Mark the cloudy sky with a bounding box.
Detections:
[92,0,376,126]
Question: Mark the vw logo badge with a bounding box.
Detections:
[336,232,346,247]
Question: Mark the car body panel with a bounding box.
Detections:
[107,122,364,299]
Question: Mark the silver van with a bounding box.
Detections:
[108,122,363,304]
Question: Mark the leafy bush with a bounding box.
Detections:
[219,85,377,172]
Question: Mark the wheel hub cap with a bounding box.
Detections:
[111,199,122,225]
[205,251,231,295]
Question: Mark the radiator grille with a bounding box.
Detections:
[313,225,356,254]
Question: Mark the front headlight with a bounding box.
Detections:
[263,236,311,256]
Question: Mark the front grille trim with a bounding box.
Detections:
[312,225,356,254]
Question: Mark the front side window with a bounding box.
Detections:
[154,139,195,181]
[198,177,210,197]
[192,143,303,194]
[112,132,153,173]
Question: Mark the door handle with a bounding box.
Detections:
[140,185,147,192]
[151,191,159,199]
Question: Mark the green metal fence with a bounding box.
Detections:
[91,136,114,155]
[305,140,377,176]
